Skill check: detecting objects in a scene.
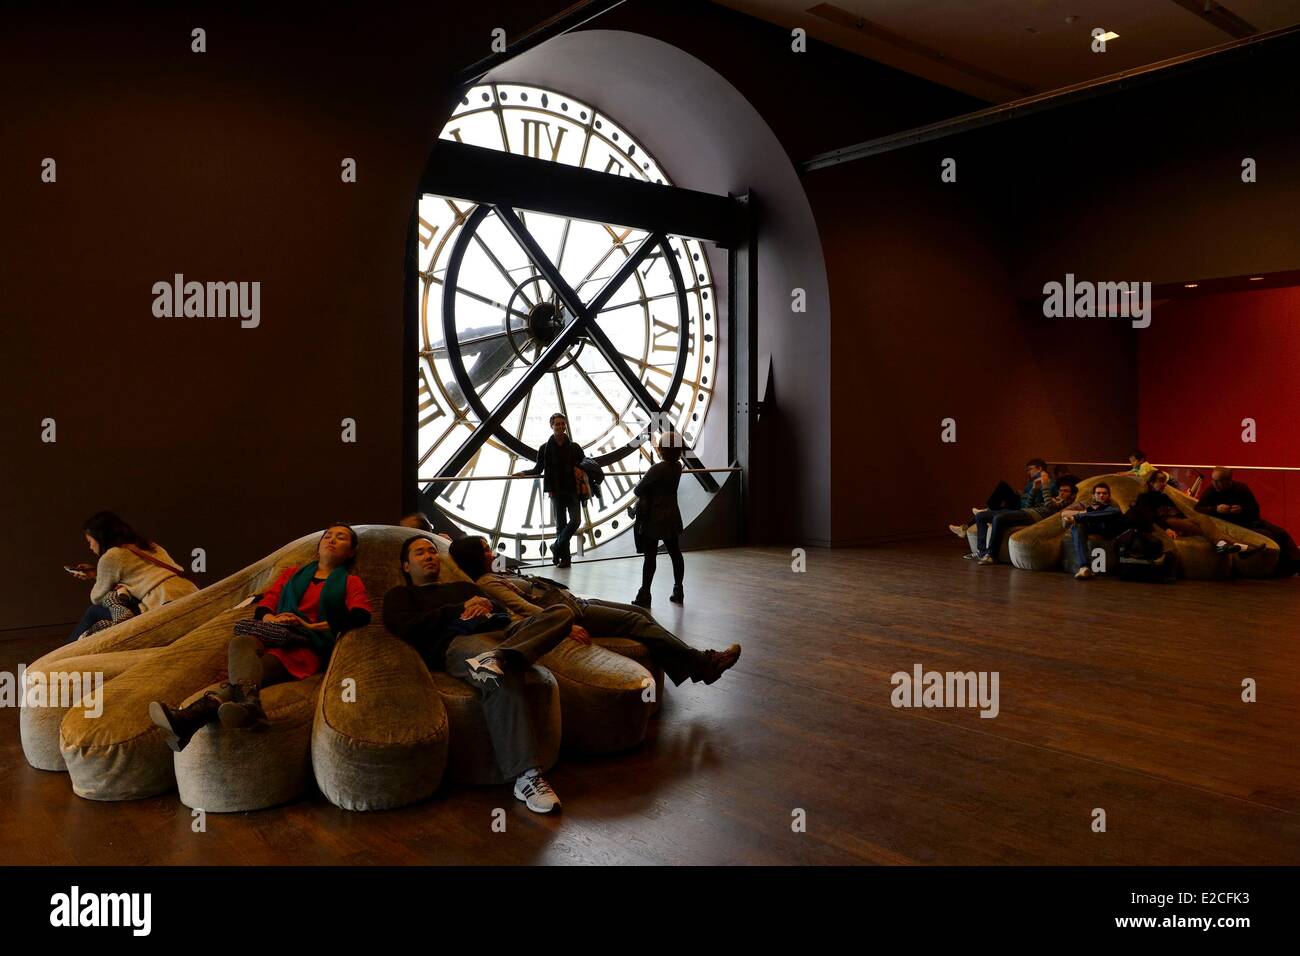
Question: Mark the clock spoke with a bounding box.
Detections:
[586,230,662,316]
[450,286,531,324]
[554,217,574,277]
[570,351,624,421]
[429,309,585,497]
[491,452,518,546]
[426,327,519,361]
[472,230,534,311]
[551,368,571,428]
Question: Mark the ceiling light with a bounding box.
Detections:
[1249,276,1264,281]
[1184,283,1198,288]
[1098,30,1120,42]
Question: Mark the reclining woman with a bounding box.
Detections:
[448,536,741,687]
[147,523,372,752]
[1127,471,1262,557]
[67,511,199,643]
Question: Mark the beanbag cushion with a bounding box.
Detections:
[174,676,321,813]
[20,647,163,772]
[592,637,665,715]
[311,624,449,811]
[538,639,656,754]
[59,605,254,800]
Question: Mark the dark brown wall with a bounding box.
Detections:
[0,1,567,630]
[807,139,1139,544]
[3,0,982,628]
[808,40,1300,545]
[1010,49,1300,292]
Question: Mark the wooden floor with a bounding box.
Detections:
[3,539,1299,865]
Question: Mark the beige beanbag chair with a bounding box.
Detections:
[59,605,255,800]
[51,526,455,805]
[20,647,162,771]
[592,636,665,715]
[175,676,321,813]
[23,531,324,773]
[1008,474,1279,578]
[312,625,450,811]
[538,639,656,754]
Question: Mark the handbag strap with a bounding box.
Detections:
[124,544,189,580]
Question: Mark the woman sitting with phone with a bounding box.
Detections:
[66,511,199,642]
[147,523,372,752]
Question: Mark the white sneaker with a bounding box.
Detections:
[962,552,979,560]
[514,770,561,813]
[465,652,504,685]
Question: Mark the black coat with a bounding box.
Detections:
[634,460,683,540]
[1128,491,1182,532]
[1195,481,1261,525]
[531,436,586,497]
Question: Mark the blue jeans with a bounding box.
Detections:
[975,509,1033,559]
[1071,512,1129,568]
[68,604,112,643]
[550,494,581,560]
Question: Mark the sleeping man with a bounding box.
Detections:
[382,536,571,814]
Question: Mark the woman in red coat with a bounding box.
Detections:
[148,524,372,752]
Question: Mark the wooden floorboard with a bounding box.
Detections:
[2,540,1297,865]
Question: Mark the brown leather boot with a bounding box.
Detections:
[148,693,222,752]
[697,644,742,685]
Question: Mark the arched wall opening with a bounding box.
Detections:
[412,28,832,549]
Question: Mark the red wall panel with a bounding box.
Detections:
[1139,286,1300,529]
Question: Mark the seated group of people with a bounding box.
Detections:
[144,524,742,815]
[948,453,1299,579]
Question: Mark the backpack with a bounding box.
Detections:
[578,458,605,505]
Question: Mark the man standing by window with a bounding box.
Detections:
[522,412,586,568]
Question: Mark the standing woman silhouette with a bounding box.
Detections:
[633,432,686,608]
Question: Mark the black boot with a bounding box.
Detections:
[632,588,652,609]
[670,585,684,605]
[149,693,223,752]
[218,682,265,729]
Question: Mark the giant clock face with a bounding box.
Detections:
[415,83,719,560]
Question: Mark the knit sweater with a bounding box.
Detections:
[474,572,584,621]
[90,545,196,611]
[382,581,509,668]
[1024,495,1074,522]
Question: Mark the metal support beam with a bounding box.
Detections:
[803,23,1300,171]
[421,140,747,247]
[728,193,758,544]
